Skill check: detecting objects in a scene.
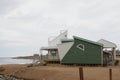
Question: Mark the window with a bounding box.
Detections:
[77,44,85,51]
[51,50,56,56]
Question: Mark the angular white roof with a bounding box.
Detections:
[48,30,68,46]
[97,39,117,48]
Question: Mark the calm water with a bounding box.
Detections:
[0,57,33,65]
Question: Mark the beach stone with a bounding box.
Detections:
[0,75,3,77]
[0,75,24,80]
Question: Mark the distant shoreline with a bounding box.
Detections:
[12,55,40,59]
[0,57,33,65]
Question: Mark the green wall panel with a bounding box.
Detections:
[61,38,102,64]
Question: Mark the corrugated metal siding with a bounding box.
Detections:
[61,38,102,64]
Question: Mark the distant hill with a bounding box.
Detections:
[12,54,40,59]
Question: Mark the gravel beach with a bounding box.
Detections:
[0,64,120,80]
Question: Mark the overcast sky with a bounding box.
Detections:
[0,0,120,57]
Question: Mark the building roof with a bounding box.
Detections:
[73,36,103,46]
[41,46,58,50]
[97,39,117,48]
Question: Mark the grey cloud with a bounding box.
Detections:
[0,0,120,57]
[0,0,24,16]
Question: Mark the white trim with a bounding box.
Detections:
[77,44,85,51]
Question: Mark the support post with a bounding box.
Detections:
[112,47,116,60]
[79,67,84,80]
[109,68,112,80]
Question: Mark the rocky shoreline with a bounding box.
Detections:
[0,74,23,80]
[12,54,40,60]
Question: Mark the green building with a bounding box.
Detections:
[58,36,103,65]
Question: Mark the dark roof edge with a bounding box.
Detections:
[61,39,74,42]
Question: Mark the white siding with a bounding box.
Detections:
[48,31,67,46]
[58,42,74,61]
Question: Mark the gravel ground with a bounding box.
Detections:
[1,64,120,80]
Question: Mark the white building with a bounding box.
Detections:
[40,30,68,60]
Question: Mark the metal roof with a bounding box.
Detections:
[97,39,117,48]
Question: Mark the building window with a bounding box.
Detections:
[51,50,56,56]
[77,44,84,51]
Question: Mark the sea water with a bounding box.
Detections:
[0,57,33,65]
